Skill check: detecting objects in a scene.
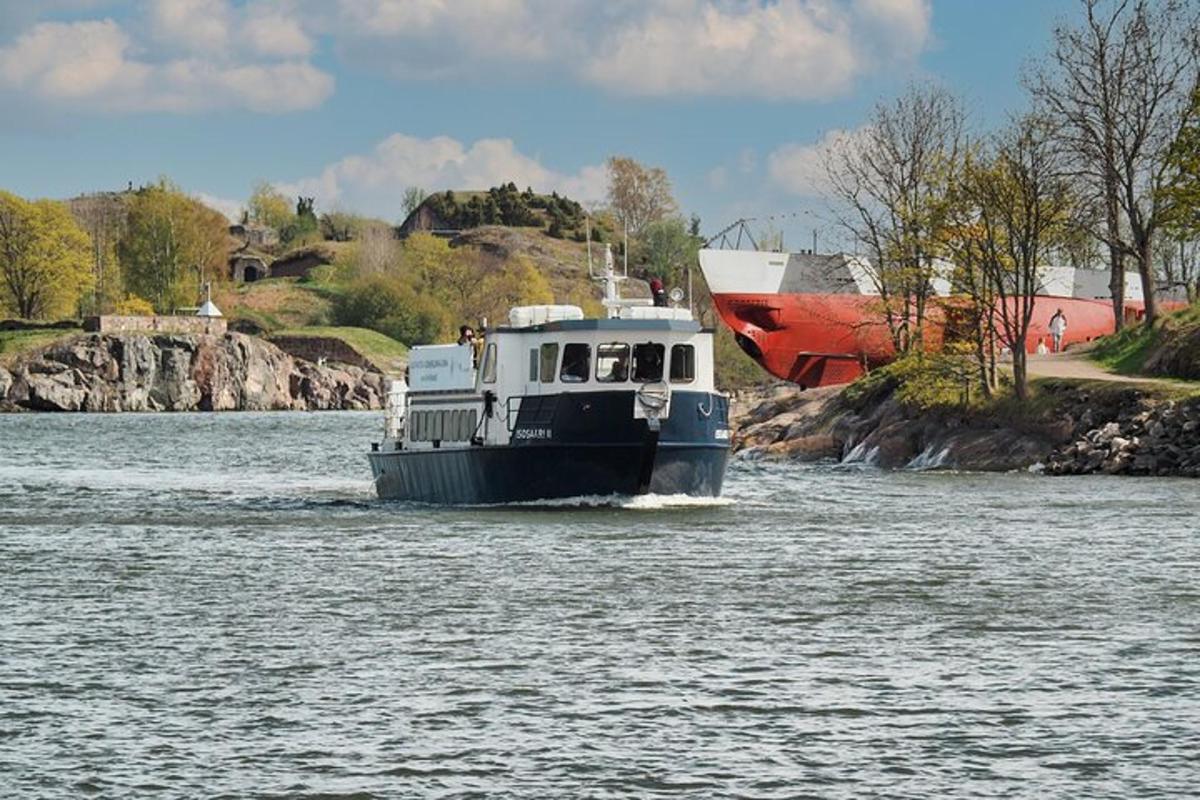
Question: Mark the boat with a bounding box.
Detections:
[368,247,731,503]
[698,246,1183,388]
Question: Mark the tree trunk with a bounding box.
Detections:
[1138,236,1157,326]
[1104,158,1124,331]
[1012,346,1028,402]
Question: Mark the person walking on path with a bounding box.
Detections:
[1048,308,1067,353]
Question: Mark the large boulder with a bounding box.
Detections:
[0,367,11,401]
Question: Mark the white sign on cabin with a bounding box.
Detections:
[408,344,475,391]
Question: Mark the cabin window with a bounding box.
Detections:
[482,343,498,384]
[596,343,630,382]
[431,411,443,441]
[560,343,590,383]
[529,348,539,382]
[413,411,426,441]
[670,344,696,383]
[539,343,559,383]
[632,343,665,382]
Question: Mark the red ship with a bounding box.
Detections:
[698,248,1177,389]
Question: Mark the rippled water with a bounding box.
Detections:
[2,412,1198,798]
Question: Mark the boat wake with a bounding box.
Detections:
[491,493,737,510]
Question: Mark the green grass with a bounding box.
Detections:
[271,326,408,373]
[1089,322,1160,374]
[1090,303,1200,375]
[0,328,81,366]
[215,278,335,332]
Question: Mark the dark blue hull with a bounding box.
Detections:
[368,390,730,504]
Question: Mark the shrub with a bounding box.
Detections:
[333,275,448,346]
[113,293,156,316]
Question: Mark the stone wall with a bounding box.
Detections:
[85,315,227,337]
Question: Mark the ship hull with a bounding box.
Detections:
[369,442,728,504]
[369,390,730,504]
[711,291,1157,388]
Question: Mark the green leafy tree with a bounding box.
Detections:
[0,192,93,319]
[1164,86,1200,238]
[636,217,699,291]
[247,181,293,233]
[119,182,229,312]
[333,274,447,346]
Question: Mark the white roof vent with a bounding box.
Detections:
[508,304,584,328]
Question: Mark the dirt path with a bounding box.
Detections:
[1025,350,1170,385]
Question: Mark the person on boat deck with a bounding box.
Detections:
[649,277,667,307]
[457,324,483,367]
[1048,309,1067,353]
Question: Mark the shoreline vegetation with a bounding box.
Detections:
[732,303,1200,477]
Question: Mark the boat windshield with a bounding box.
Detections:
[632,343,665,382]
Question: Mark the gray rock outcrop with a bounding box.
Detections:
[1046,399,1200,476]
[1,332,386,412]
[733,379,1200,478]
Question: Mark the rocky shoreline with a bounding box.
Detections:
[733,379,1200,478]
[0,332,386,413]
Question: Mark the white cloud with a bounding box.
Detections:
[768,127,867,196]
[195,191,245,222]
[0,4,331,113]
[0,0,931,114]
[241,5,314,58]
[276,132,607,219]
[320,0,932,100]
[149,0,231,54]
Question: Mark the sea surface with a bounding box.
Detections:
[1,411,1198,799]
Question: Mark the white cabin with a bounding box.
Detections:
[391,303,715,452]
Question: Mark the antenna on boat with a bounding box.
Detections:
[586,215,594,279]
[623,223,629,277]
[601,244,621,318]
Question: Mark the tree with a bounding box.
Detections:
[402,186,428,219]
[119,182,230,312]
[0,192,93,319]
[247,181,293,232]
[970,116,1078,401]
[606,156,678,236]
[824,84,965,353]
[281,195,320,246]
[637,217,700,291]
[1163,86,1200,239]
[68,192,127,314]
[320,211,367,242]
[353,221,401,275]
[333,274,447,346]
[1033,0,1200,328]
[472,254,554,325]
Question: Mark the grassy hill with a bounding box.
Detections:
[1091,304,1200,379]
[270,326,408,375]
[213,277,334,331]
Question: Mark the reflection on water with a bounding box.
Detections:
[1,412,1198,798]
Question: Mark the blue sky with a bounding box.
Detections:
[0,0,1077,245]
